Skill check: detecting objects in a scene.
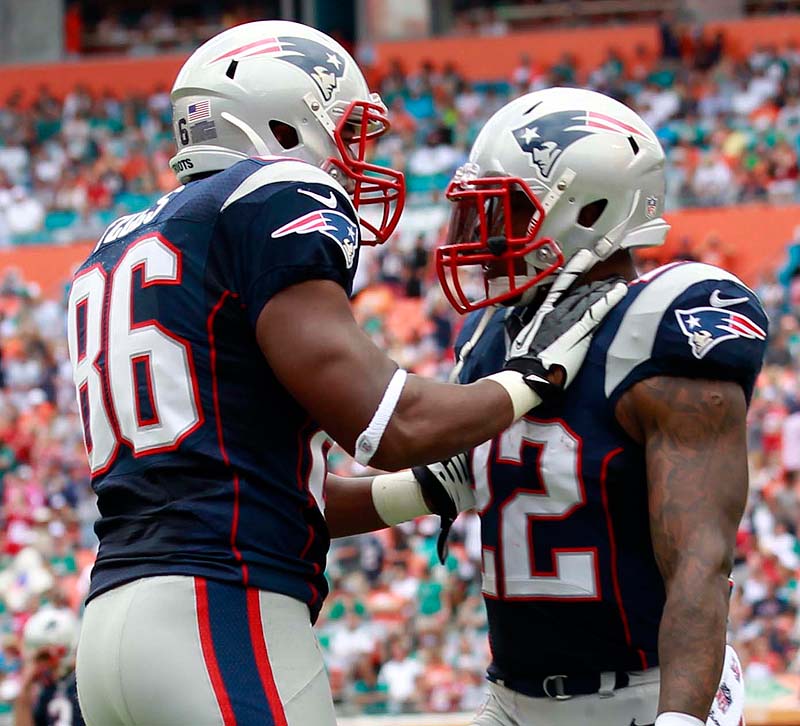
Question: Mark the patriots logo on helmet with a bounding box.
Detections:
[211,36,346,102]
[675,306,766,360]
[512,109,645,179]
[272,209,358,268]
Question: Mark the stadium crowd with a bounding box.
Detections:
[4,22,800,246]
[2,20,800,720]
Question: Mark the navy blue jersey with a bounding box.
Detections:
[67,158,360,621]
[34,672,84,726]
[455,261,767,682]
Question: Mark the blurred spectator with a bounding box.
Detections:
[697,232,734,269]
[378,639,423,713]
[783,402,800,477]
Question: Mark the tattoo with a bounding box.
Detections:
[616,376,748,719]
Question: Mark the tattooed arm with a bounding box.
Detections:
[616,376,748,720]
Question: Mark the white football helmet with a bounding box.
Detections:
[22,607,79,676]
[169,20,404,244]
[437,87,670,313]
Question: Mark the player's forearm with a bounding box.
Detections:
[371,376,514,471]
[324,474,387,537]
[658,562,730,718]
[12,693,36,726]
[325,470,449,537]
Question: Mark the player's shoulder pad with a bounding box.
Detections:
[604,261,768,403]
[220,157,355,215]
[220,158,360,272]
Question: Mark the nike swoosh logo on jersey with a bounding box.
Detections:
[709,289,749,308]
[298,188,338,208]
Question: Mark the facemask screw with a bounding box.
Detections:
[311,101,320,111]
[557,180,567,191]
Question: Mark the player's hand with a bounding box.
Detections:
[503,276,628,401]
[412,453,475,564]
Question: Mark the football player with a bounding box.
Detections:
[14,607,84,726]
[66,23,623,726]
[436,88,765,726]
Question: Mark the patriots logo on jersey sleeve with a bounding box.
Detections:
[210,36,346,101]
[513,110,645,179]
[272,209,358,268]
[675,306,766,359]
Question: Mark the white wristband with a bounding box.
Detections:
[355,368,408,466]
[484,371,542,421]
[371,470,431,526]
[655,713,704,726]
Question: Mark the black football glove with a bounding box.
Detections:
[411,453,474,564]
[504,276,628,401]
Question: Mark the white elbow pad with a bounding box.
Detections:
[354,368,408,466]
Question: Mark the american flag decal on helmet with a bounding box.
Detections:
[187,100,211,122]
[675,306,766,360]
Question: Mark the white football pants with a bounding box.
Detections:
[76,575,335,726]
[471,644,745,726]
[470,669,661,726]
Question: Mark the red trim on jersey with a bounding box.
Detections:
[599,447,647,669]
[495,416,601,602]
[207,290,249,585]
[474,438,497,517]
[629,260,690,286]
[131,353,159,427]
[72,263,120,478]
[195,578,237,726]
[78,381,92,454]
[115,233,205,458]
[295,419,322,607]
[480,545,500,600]
[75,297,88,363]
[246,589,288,726]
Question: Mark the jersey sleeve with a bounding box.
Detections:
[604,263,769,405]
[220,162,360,327]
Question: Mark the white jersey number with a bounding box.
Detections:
[67,234,202,474]
[47,694,74,726]
[474,419,599,601]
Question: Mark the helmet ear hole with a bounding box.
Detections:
[269,120,300,149]
[577,198,608,228]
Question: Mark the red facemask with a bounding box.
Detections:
[325,99,405,246]
[436,174,563,314]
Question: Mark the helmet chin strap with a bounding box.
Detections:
[510,189,642,356]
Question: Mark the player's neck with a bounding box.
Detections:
[584,249,637,283]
